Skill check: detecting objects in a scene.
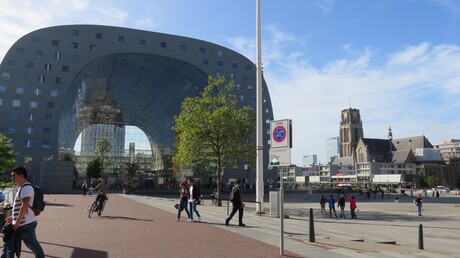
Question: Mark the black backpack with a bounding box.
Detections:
[19,183,45,216]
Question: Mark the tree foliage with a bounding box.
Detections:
[426,176,437,188]
[94,132,113,176]
[173,76,256,206]
[0,133,17,174]
[124,159,140,187]
[86,158,103,179]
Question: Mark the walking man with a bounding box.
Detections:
[328,194,338,218]
[225,179,245,227]
[188,179,201,222]
[415,193,423,216]
[2,166,45,258]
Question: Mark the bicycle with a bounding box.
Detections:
[88,194,108,218]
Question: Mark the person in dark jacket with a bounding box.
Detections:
[338,194,346,218]
[328,194,338,218]
[225,179,245,227]
[415,193,423,216]
[188,179,201,222]
[176,182,190,221]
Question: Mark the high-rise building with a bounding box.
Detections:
[302,154,317,167]
[81,124,125,157]
[339,108,364,157]
[326,136,340,163]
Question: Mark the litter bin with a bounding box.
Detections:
[0,201,12,228]
[269,191,280,216]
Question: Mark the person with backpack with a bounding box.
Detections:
[2,166,45,258]
[225,179,245,227]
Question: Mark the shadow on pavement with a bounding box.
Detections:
[97,215,154,222]
[38,242,108,258]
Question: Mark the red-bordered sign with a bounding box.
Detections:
[273,126,286,142]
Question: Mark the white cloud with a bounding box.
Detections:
[317,0,336,14]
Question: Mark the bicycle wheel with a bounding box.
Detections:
[97,200,105,216]
[88,201,98,218]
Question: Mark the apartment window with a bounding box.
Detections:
[20,74,28,81]
[236,84,241,90]
[72,42,79,49]
[118,36,125,42]
[216,72,221,77]
[265,108,269,114]
[44,63,52,71]
[7,60,16,67]
[72,29,79,36]
[246,64,252,70]
[139,39,146,45]
[203,59,209,65]
[160,42,167,48]
[42,140,50,148]
[0,99,2,106]
[239,95,244,101]
[38,75,46,83]
[24,140,32,148]
[30,101,38,108]
[199,47,205,53]
[35,50,44,57]
[26,127,33,134]
[218,61,223,67]
[43,128,51,134]
[62,66,69,72]
[247,85,253,90]
[55,52,61,59]
[28,113,35,121]
[16,48,24,55]
[16,87,24,94]
[9,113,18,120]
[50,90,58,97]
[46,102,55,108]
[229,73,235,79]
[12,100,21,107]
[55,77,62,84]
[0,85,5,93]
[51,40,59,46]
[2,73,11,80]
[180,44,186,50]
[95,32,102,39]
[90,45,97,51]
[232,63,238,69]
[72,54,80,61]
[31,37,39,43]
[242,75,248,80]
[26,62,34,69]
[217,50,223,56]
[44,114,52,122]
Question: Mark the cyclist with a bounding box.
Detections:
[92,178,108,211]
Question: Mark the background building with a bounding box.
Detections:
[326,136,340,163]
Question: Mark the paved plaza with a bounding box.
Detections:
[6,191,460,257]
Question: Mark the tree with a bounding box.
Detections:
[426,176,437,188]
[124,159,140,188]
[173,76,256,206]
[86,158,103,179]
[0,133,17,188]
[94,132,113,177]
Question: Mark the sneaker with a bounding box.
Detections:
[188,219,193,222]
[198,216,201,222]
[175,219,180,222]
[238,223,246,227]
[225,218,229,227]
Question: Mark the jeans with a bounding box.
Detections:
[227,203,243,224]
[16,221,45,258]
[339,206,345,218]
[189,202,200,220]
[417,204,422,215]
[177,198,190,219]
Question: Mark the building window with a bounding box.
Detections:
[0,85,5,93]
[239,95,244,101]
[72,42,79,49]
[42,140,50,148]
[12,100,21,107]
[72,54,80,61]
[44,114,52,122]
[44,63,52,71]
[236,84,241,90]
[229,73,235,79]
[20,74,28,81]
[199,47,205,53]
[95,33,102,39]
[0,99,2,106]
[31,37,39,43]
[90,45,97,51]
[30,101,38,108]
[265,108,269,114]
[15,87,24,94]
[7,60,16,67]
[218,61,223,67]
[26,127,33,134]
[247,85,253,90]
[118,36,125,42]
[16,48,24,55]
[242,75,248,80]
[46,102,55,108]
[55,52,61,59]
[55,77,62,84]
[9,113,18,120]
[43,128,51,134]
[203,59,209,65]
[62,66,70,72]
[35,50,43,58]
[216,72,221,77]
[139,39,146,45]
[232,63,238,69]
[2,73,11,80]
[26,62,34,69]
[246,64,252,70]
[50,90,58,97]
[72,29,79,36]
[180,44,186,50]
[160,42,167,48]
[24,140,32,148]
[217,50,223,56]
[51,40,59,46]
[28,113,35,121]
[38,75,46,83]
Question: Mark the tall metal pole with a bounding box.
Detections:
[256,0,264,213]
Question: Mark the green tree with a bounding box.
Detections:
[94,132,113,177]
[426,176,437,188]
[0,133,17,188]
[86,158,103,179]
[173,76,255,206]
[124,159,140,188]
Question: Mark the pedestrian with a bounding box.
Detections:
[338,194,346,219]
[225,179,245,227]
[188,179,201,222]
[319,195,327,215]
[328,194,338,218]
[176,182,190,221]
[348,195,357,219]
[1,166,45,258]
[81,181,88,196]
[414,193,423,216]
[436,190,440,198]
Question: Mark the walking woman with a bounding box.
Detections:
[319,195,327,215]
[348,195,357,219]
[176,182,190,221]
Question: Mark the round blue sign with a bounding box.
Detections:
[273,126,286,142]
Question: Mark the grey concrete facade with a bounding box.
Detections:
[0,25,274,183]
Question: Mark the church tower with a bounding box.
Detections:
[340,108,364,157]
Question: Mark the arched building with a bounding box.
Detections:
[0,25,274,186]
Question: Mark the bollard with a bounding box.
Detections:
[418,224,424,250]
[309,208,315,242]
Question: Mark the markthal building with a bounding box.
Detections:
[0,25,274,192]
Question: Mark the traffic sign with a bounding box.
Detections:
[270,119,292,148]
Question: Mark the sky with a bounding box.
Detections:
[1,0,460,165]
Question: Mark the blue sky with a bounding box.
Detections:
[1,0,460,164]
